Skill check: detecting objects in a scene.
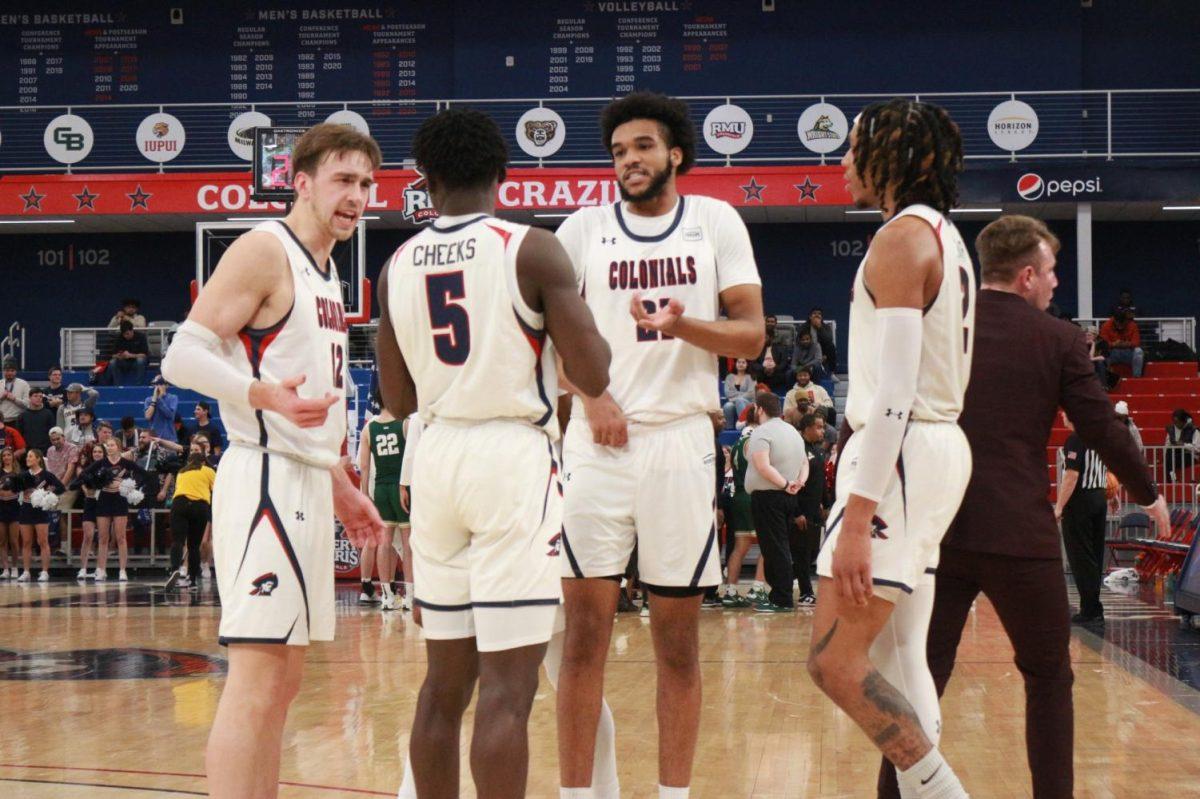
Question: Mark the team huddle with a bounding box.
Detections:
[165,93,980,798]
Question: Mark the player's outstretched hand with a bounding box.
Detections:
[332,467,388,547]
[1142,494,1171,537]
[630,292,685,335]
[258,375,337,429]
[831,522,873,607]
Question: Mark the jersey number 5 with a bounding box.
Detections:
[426,271,471,365]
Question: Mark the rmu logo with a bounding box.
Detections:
[250,572,279,596]
[709,121,746,140]
[402,175,439,225]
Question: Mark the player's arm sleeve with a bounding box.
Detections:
[399,414,423,487]
[553,211,589,291]
[845,308,922,503]
[160,320,256,406]
[712,201,762,292]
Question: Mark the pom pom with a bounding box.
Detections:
[125,488,145,507]
[118,478,138,499]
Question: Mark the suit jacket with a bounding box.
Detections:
[943,289,1156,560]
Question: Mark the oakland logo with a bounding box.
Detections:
[1017,173,1044,201]
[402,175,439,224]
[524,119,558,147]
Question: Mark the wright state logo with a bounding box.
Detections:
[524,119,559,148]
[806,115,840,142]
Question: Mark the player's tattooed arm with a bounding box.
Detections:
[518,227,611,399]
[375,267,418,421]
[630,283,764,359]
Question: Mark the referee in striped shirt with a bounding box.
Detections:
[1054,413,1109,624]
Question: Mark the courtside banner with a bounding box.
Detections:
[958,165,1200,204]
[0,165,851,217]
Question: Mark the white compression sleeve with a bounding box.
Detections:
[868,582,942,745]
[159,320,255,407]
[847,308,923,502]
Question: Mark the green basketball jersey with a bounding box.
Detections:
[730,435,750,495]
[367,418,405,481]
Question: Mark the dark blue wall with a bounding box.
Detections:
[9,218,1197,370]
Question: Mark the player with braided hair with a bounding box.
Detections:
[807,100,976,798]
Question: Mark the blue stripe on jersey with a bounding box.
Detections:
[613,196,686,243]
[430,214,489,234]
[689,521,717,587]
[277,221,334,281]
[511,309,554,428]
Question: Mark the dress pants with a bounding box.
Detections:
[1061,488,1108,618]
[877,548,1074,799]
[750,490,796,607]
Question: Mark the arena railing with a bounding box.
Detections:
[59,326,175,371]
[1073,317,1195,352]
[3,89,1199,173]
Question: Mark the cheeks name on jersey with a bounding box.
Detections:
[412,238,477,268]
[608,255,697,291]
[315,295,348,334]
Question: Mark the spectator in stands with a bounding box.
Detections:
[56,382,99,431]
[1084,327,1111,388]
[764,314,795,365]
[192,401,226,456]
[1,358,30,424]
[746,392,807,613]
[44,367,67,412]
[16,387,56,452]
[0,419,26,456]
[1099,306,1144,377]
[107,298,147,329]
[1111,289,1138,319]
[46,427,79,520]
[1165,408,1200,482]
[798,307,838,377]
[1114,401,1144,454]
[115,416,139,452]
[722,358,757,429]
[66,407,97,447]
[751,350,793,395]
[783,366,834,422]
[103,320,150,385]
[790,329,826,381]
[96,420,115,447]
[0,447,17,579]
[144,376,179,441]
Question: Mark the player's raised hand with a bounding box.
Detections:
[254,374,337,429]
[630,292,685,335]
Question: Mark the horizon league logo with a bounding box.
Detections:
[1017,172,1103,201]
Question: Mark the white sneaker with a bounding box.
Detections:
[401,595,412,611]
[0,568,9,579]
[165,571,181,591]
[76,568,88,580]
[94,570,106,582]
[118,569,129,582]
[37,570,49,582]
[640,600,650,617]
[380,594,401,611]
[202,567,213,582]
[16,570,30,582]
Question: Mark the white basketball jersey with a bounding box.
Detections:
[386,214,559,439]
[844,204,976,430]
[555,195,760,425]
[219,220,349,468]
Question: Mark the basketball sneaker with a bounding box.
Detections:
[380,594,401,612]
[721,588,752,609]
[118,569,129,582]
[37,570,49,582]
[798,593,816,606]
[75,568,88,580]
[16,570,30,582]
[165,571,181,591]
[753,597,794,614]
[94,570,106,582]
[0,568,9,579]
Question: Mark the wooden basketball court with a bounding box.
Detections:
[1,580,1197,797]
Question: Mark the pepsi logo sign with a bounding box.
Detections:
[1017,173,1102,201]
[1017,173,1044,200]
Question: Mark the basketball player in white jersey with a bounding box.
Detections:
[806,100,976,799]
[161,123,388,799]
[554,92,764,799]
[374,108,611,799]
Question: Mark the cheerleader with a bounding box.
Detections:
[12,449,66,582]
[72,438,150,581]
[0,448,19,578]
[73,442,106,580]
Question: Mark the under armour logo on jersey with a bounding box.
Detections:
[870,516,889,540]
[884,408,906,420]
[250,572,279,596]
[601,236,617,245]
[295,511,305,521]
[547,531,563,557]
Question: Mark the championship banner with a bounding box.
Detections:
[0,165,852,217]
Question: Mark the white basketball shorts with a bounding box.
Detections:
[561,413,720,590]
[213,445,335,646]
[817,420,971,602]
[411,421,562,652]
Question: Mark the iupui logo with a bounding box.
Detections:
[402,175,439,224]
[709,121,747,140]
[1017,172,1102,202]
[249,572,279,596]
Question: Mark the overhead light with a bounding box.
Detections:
[950,208,1003,214]
[844,209,881,215]
[227,216,283,222]
[1163,205,1200,211]
[0,218,75,225]
[361,215,380,220]
[533,213,572,218]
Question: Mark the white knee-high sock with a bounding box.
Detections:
[868,582,942,745]
[897,747,969,799]
[545,629,621,798]
[397,754,416,799]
